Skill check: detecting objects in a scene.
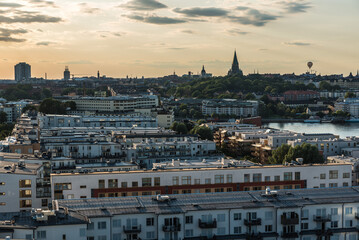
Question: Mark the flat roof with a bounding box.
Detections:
[0,161,41,175]
[58,187,359,217]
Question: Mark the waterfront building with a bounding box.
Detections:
[202,99,258,117]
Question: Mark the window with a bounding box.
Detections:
[25,235,32,240]
[265,225,272,232]
[345,220,353,227]
[345,207,353,215]
[113,219,121,228]
[146,217,154,226]
[253,173,262,182]
[146,232,155,239]
[37,231,46,239]
[182,176,191,185]
[195,179,200,184]
[217,214,225,222]
[98,221,107,229]
[108,179,118,188]
[98,180,105,189]
[186,216,193,224]
[295,172,300,180]
[320,184,325,188]
[301,222,308,230]
[19,179,31,188]
[265,211,273,220]
[234,226,241,234]
[284,172,293,181]
[142,178,152,187]
[343,172,350,178]
[98,236,106,240]
[113,233,121,240]
[244,174,250,182]
[265,176,270,182]
[329,170,338,179]
[19,190,31,198]
[343,182,349,187]
[154,177,160,186]
[329,183,338,188]
[132,181,138,187]
[331,208,338,216]
[274,175,280,181]
[331,221,338,228]
[302,209,309,219]
[227,174,233,183]
[80,185,86,188]
[215,175,224,184]
[234,213,241,220]
[185,229,193,237]
[20,199,31,208]
[205,178,211,184]
[320,173,326,179]
[87,222,94,230]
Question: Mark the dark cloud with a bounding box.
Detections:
[121,0,167,11]
[126,14,187,24]
[0,27,27,42]
[173,7,229,17]
[279,0,311,13]
[36,41,55,46]
[284,41,311,46]
[0,12,62,24]
[0,3,23,8]
[226,28,249,35]
[28,0,56,8]
[231,8,278,26]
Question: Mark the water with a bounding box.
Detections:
[264,122,359,138]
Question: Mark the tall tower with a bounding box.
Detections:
[227,50,243,76]
[64,66,70,81]
[14,62,31,82]
[201,65,206,77]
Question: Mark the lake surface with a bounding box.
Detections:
[264,122,359,138]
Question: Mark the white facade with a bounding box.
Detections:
[202,100,258,117]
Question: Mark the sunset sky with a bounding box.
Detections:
[0,0,358,79]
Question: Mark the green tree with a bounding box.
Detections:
[176,123,188,134]
[269,143,323,164]
[269,144,291,164]
[64,101,76,110]
[22,105,38,113]
[244,93,256,100]
[0,112,8,123]
[190,126,213,140]
[345,92,356,98]
[39,98,66,114]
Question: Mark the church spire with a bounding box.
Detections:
[228,50,243,76]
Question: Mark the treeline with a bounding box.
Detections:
[269,143,324,164]
[39,98,76,114]
[0,84,52,101]
[0,123,14,140]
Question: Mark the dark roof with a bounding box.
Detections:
[58,187,359,218]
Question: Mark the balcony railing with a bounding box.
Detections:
[245,233,263,240]
[281,232,299,238]
[198,219,217,229]
[123,225,141,233]
[244,218,262,226]
[281,215,299,225]
[313,214,331,222]
[162,224,181,232]
[315,229,333,237]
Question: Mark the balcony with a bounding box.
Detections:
[123,225,141,233]
[245,233,263,240]
[162,224,181,232]
[198,219,217,229]
[281,232,299,238]
[313,214,331,222]
[281,215,299,225]
[315,229,333,237]
[244,218,262,226]
[355,212,359,220]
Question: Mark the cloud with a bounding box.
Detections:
[0,2,23,8]
[27,0,56,8]
[0,12,62,24]
[126,14,187,24]
[121,0,167,11]
[284,41,311,46]
[279,0,311,13]
[181,30,195,34]
[226,28,249,35]
[230,8,278,26]
[0,27,27,42]
[78,3,101,14]
[36,41,55,46]
[173,7,229,17]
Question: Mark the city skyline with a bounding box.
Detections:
[0,0,358,79]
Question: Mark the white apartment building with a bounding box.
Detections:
[50,162,352,200]
[70,95,159,112]
[267,133,337,148]
[51,187,359,240]
[288,138,358,158]
[38,114,158,129]
[0,160,50,213]
[202,100,258,117]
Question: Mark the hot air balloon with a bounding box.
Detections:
[307,61,313,69]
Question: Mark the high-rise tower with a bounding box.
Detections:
[64,66,70,81]
[14,62,31,82]
[227,50,243,76]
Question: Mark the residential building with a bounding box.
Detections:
[202,99,258,117]
[14,62,31,82]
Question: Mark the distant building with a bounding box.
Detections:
[64,66,70,81]
[201,65,212,78]
[202,99,258,117]
[227,50,243,76]
[283,90,319,103]
[14,62,31,82]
